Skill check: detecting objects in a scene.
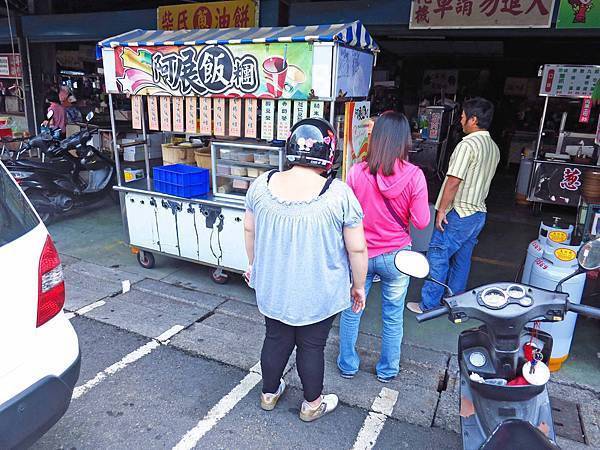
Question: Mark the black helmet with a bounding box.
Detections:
[286,118,338,171]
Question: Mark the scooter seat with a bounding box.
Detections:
[13,158,73,174]
[481,419,559,449]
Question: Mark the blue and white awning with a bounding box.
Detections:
[98,21,378,52]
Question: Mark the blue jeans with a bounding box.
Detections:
[337,249,410,379]
[420,209,486,311]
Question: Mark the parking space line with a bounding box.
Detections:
[72,325,184,400]
[64,299,107,320]
[352,387,399,450]
[173,362,262,450]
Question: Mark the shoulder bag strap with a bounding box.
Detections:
[372,173,409,234]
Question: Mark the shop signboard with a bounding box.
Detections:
[335,47,374,98]
[342,101,371,179]
[540,65,600,98]
[557,0,600,28]
[157,0,257,30]
[530,162,584,206]
[0,53,22,78]
[409,0,553,28]
[112,43,313,100]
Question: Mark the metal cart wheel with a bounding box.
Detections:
[210,267,229,284]
[137,251,155,269]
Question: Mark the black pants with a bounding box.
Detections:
[261,314,336,403]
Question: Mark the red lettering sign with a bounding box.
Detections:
[579,97,592,123]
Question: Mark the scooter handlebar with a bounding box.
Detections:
[568,302,600,319]
[416,305,450,323]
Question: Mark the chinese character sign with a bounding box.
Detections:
[277,100,292,141]
[113,43,313,100]
[173,97,185,132]
[410,0,553,28]
[560,168,582,191]
[540,65,600,98]
[131,95,142,129]
[0,54,22,78]
[229,98,242,137]
[213,98,226,136]
[186,96,198,133]
[342,101,371,179]
[148,96,160,131]
[261,100,275,141]
[157,1,257,30]
[244,99,257,138]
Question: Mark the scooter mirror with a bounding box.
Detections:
[46,109,54,120]
[577,237,600,271]
[85,112,94,122]
[394,250,430,279]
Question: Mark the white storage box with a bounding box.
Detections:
[124,145,162,161]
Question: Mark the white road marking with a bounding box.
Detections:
[352,387,399,450]
[173,362,262,450]
[72,324,184,400]
[122,279,131,293]
[65,300,107,321]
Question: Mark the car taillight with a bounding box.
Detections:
[37,235,65,327]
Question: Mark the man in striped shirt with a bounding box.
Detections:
[408,98,500,313]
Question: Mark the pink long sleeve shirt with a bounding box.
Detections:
[347,160,430,258]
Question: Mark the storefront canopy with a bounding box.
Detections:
[98,21,378,53]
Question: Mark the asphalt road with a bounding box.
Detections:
[33,316,462,449]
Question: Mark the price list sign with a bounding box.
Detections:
[148,96,160,131]
[213,98,226,136]
[131,96,142,130]
[541,65,600,98]
[229,98,242,137]
[293,101,308,126]
[244,99,258,138]
[199,97,212,134]
[186,97,198,133]
[261,100,275,141]
[160,96,172,132]
[310,101,325,119]
[277,100,292,141]
[172,97,185,132]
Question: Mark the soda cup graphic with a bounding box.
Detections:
[263,56,288,98]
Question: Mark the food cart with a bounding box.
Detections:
[98,22,378,283]
[528,65,600,209]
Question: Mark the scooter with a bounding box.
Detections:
[394,238,600,450]
[6,111,116,223]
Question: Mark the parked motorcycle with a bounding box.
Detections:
[6,112,116,223]
[394,238,600,450]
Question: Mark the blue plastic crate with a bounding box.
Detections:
[152,164,209,198]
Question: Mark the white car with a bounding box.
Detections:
[0,160,80,448]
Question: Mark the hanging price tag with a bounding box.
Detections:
[185,97,198,133]
[148,96,160,131]
[131,96,142,130]
[310,101,325,119]
[213,98,226,136]
[293,101,308,125]
[244,99,257,138]
[229,98,242,137]
[172,97,184,132]
[277,100,292,141]
[261,99,275,141]
[160,96,172,131]
[199,97,211,134]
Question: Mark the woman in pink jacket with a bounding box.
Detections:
[337,111,430,382]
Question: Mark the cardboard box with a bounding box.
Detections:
[124,168,145,183]
[123,145,162,162]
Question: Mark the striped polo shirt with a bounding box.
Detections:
[436,130,500,218]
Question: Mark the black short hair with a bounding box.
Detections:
[46,91,60,104]
[463,97,494,130]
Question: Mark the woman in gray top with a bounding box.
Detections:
[244,118,368,422]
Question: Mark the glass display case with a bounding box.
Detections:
[211,141,286,200]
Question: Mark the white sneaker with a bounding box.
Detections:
[299,394,339,422]
[260,379,286,411]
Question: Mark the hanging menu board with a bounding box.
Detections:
[261,100,275,141]
[213,98,226,136]
[229,98,242,137]
[185,97,198,133]
[293,101,308,126]
[131,96,142,130]
[160,96,172,131]
[277,100,292,141]
[244,99,258,138]
[310,101,325,118]
[540,65,600,98]
[199,97,212,134]
[172,97,185,132]
[148,96,160,131]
